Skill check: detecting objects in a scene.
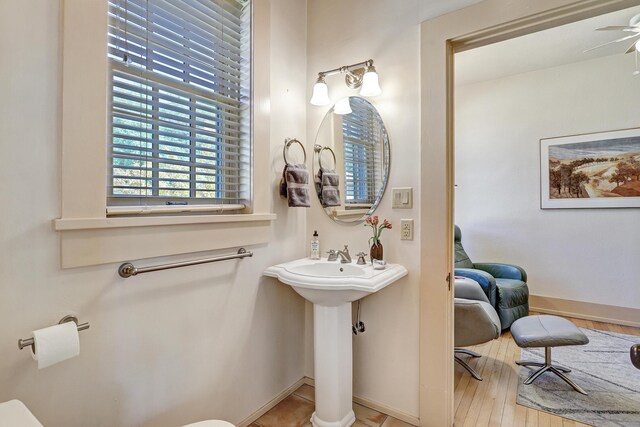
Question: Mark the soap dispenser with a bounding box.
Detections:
[310,230,320,259]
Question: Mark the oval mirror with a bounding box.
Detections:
[313,96,390,223]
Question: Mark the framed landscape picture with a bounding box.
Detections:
[541,128,640,209]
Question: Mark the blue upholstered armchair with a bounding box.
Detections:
[454,225,529,330]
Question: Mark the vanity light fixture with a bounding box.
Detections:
[333,97,352,115]
[310,75,330,106]
[359,63,382,96]
[310,59,382,106]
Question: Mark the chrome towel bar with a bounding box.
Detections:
[18,315,90,351]
[118,248,253,278]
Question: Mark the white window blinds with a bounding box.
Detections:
[107,0,251,213]
[342,97,383,205]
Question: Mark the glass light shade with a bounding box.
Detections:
[359,70,382,97]
[310,81,330,106]
[333,97,352,115]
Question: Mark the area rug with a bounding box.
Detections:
[516,328,640,427]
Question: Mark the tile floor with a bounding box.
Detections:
[250,384,416,427]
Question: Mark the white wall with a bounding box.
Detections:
[305,0,423,418]
[0,1,308,426]
[455,53,640,310]
[303,1,484,418]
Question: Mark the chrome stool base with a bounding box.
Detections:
[516,347,587,395]
[455,348,483,381]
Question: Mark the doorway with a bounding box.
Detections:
[418,1,639,425]
[452,5,640,425]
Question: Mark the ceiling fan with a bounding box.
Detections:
[585,12,640,54]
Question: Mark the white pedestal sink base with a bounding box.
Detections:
[311,410,356,427]
[263,259,408,427]
[311,303,355,427]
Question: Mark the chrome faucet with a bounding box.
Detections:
[336,245,352,263]
[356,252,367,265]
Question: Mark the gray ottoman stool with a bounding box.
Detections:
[511,315,589,395]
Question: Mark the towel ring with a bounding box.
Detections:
[315,145,337,171]
[283,138,306,165]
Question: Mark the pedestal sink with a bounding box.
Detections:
[264,258,407,427]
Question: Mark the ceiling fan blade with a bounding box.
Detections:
[608,33,640,43]
[625,40,638,54]
[584,33,640,52]
[595,26,640,32]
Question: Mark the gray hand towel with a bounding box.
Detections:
[320,169,341,208]
[314,169,323,202]
[280,164,310,207]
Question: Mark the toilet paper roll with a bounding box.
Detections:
[31,321,80,369]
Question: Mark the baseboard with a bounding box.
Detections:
[302,377,420,426]
[352,395,419,426]
[530,295,640,328]
[237,378,306,427]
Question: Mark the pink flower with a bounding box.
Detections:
[364,216,392,245]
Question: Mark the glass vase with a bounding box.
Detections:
[370,241,383,262]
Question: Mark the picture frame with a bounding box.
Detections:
[541,128,640,209]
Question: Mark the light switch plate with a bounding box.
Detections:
[400,219,414,240]
[392,187,413,209]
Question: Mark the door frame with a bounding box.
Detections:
[418,0,639,425]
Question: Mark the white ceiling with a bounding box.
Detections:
[455,5,640,86]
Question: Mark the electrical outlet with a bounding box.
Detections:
[400,219,414,241]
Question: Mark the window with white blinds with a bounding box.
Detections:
[342,97,383,205]
[106,0,251,213]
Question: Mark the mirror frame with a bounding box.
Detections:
[313,96,390,224]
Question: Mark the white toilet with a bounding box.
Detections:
[0,400,43,427]
[0,399,235,427]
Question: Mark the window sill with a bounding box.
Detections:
[54,213,276,269]
[333,208,370,217]
[54,213,276,231]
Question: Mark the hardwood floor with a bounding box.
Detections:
[454,313,640,427]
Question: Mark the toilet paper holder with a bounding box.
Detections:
[18,315,90,351]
